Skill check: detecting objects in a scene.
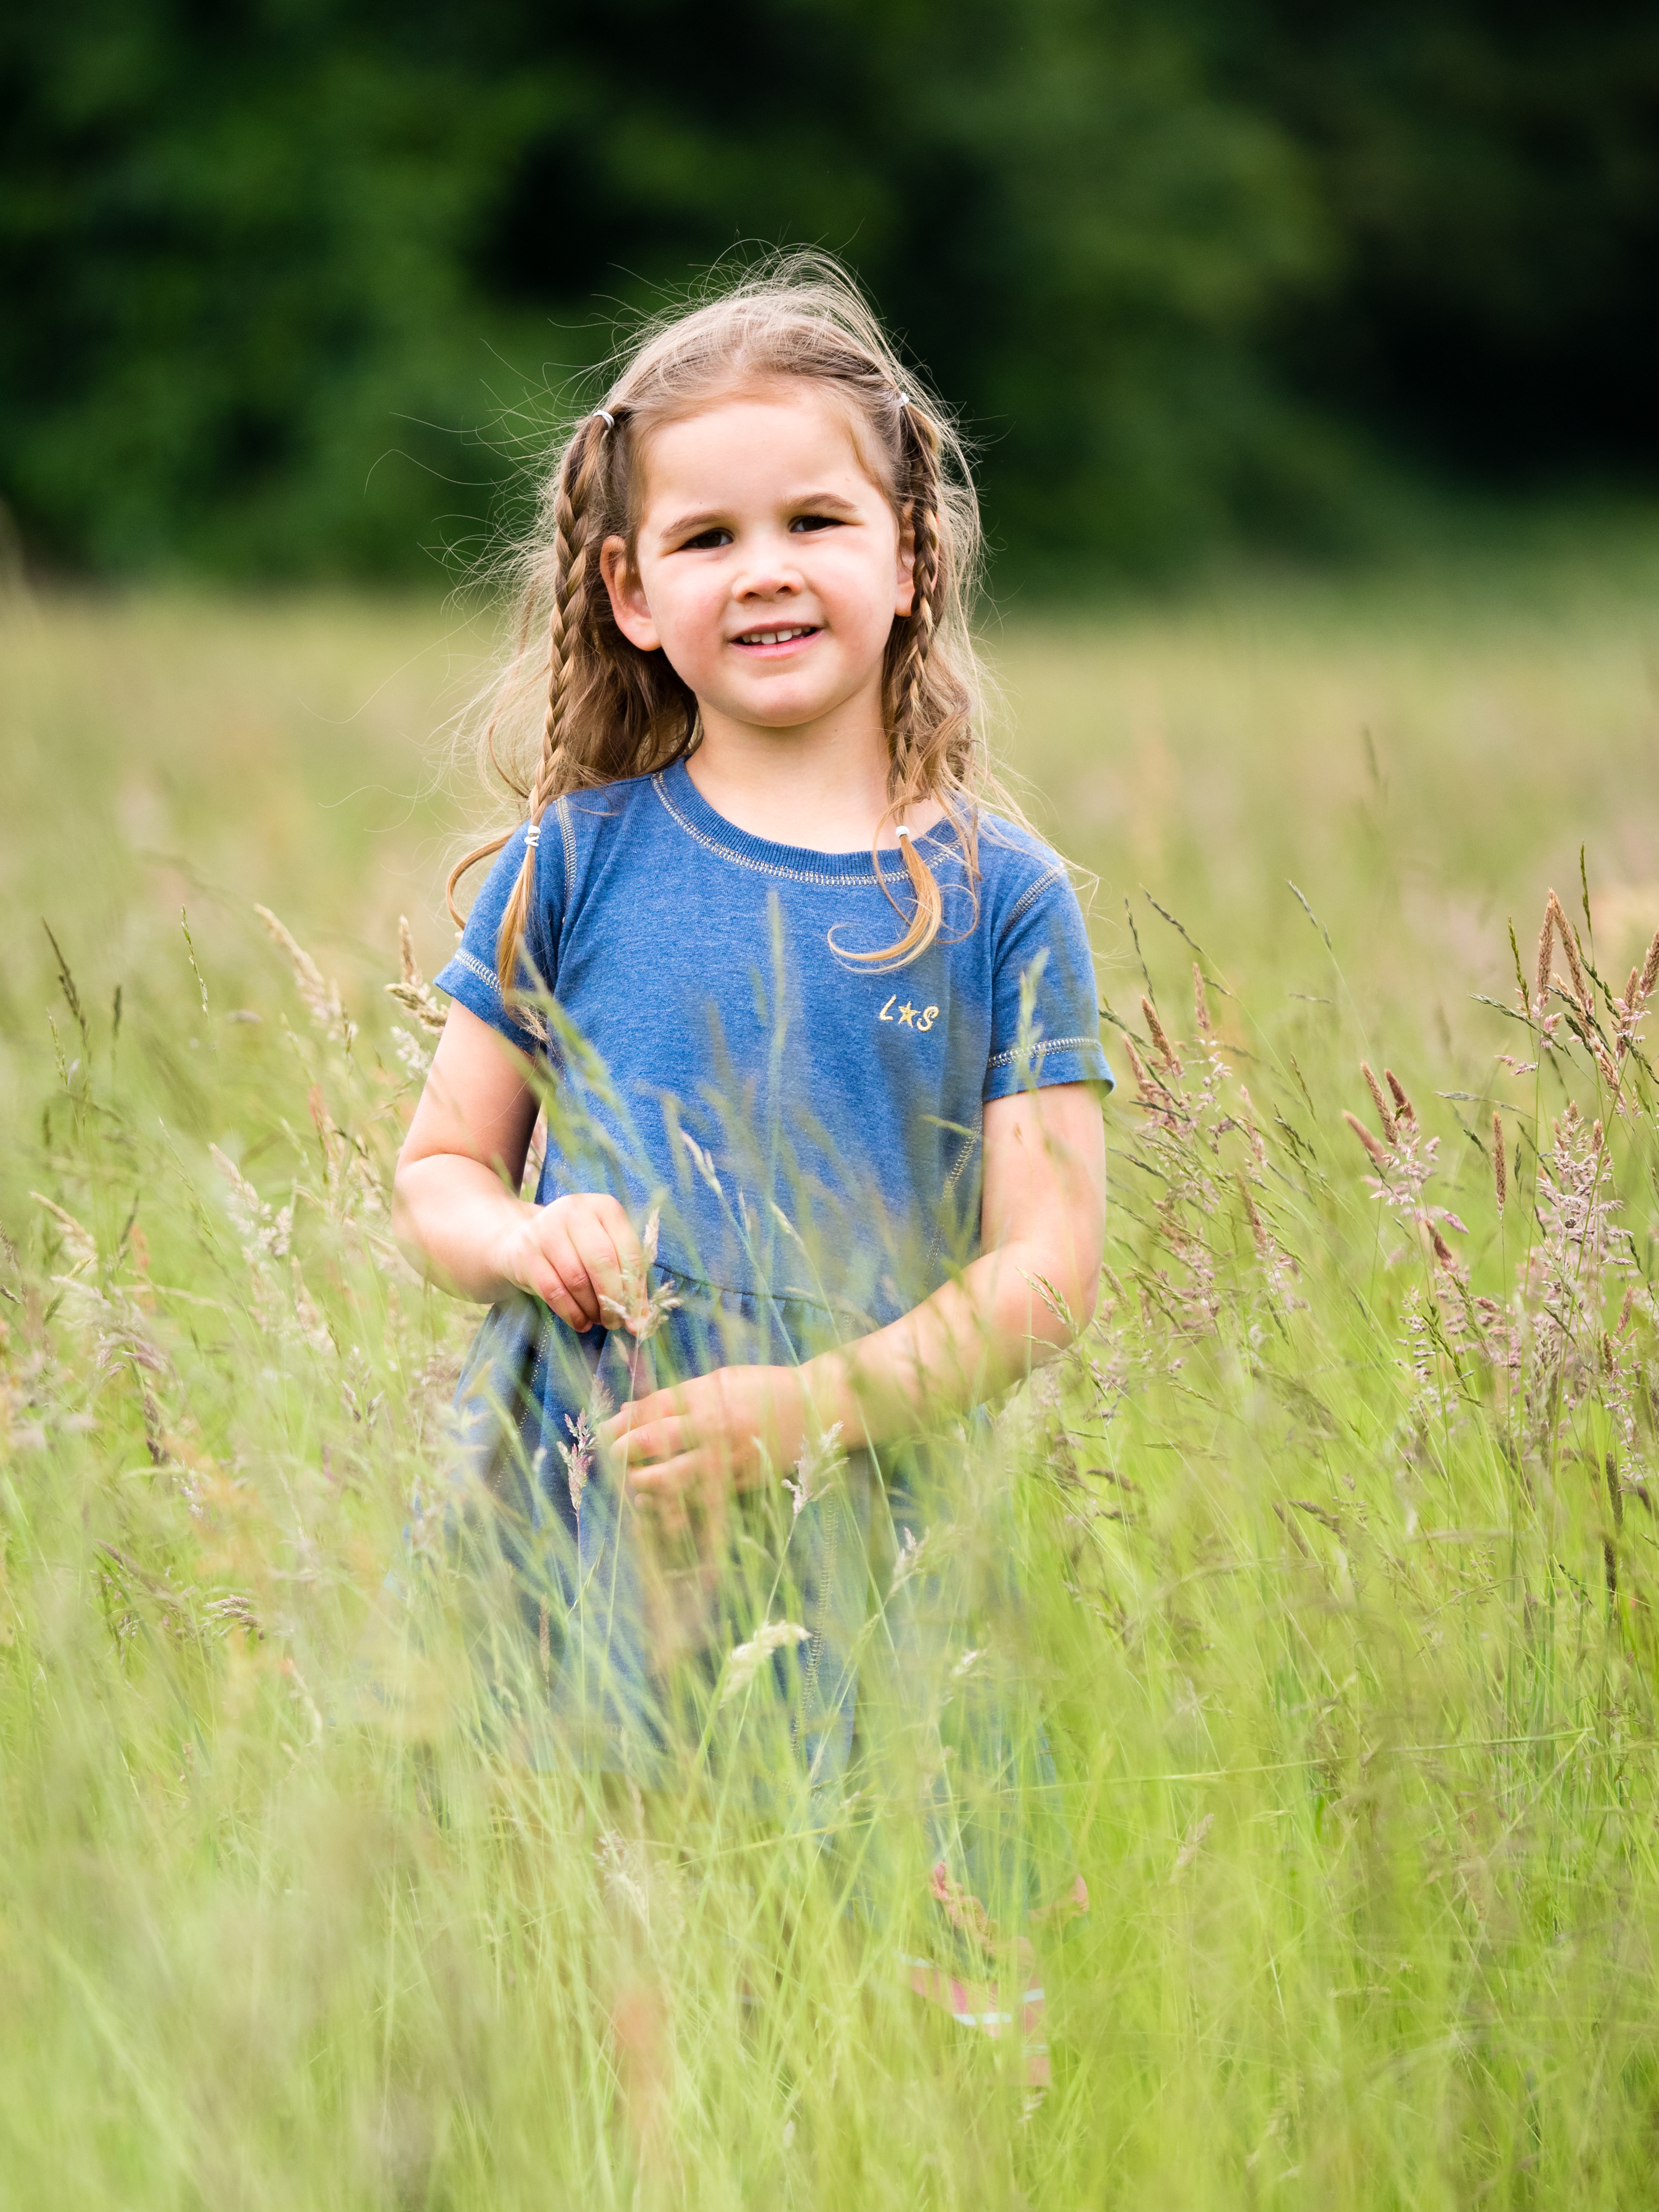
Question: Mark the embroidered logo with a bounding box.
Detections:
[878,996,940,1033]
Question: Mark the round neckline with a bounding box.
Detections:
[654,757,961,884]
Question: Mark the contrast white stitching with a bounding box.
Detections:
[450,947,500,997]
[556,793,577,907]
[943,1129,979,1196]
[1002,863,1066,928]
[984,1035,1099,1070]
[652,773,953,889]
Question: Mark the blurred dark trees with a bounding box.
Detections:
[3,0,1654,580]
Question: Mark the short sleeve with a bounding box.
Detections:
[984,858,1115,1103]
[433,819,563,1048]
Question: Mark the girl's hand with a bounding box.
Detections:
[496,1192,647,1335]
[600,1365,813,1521]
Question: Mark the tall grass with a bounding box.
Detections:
[5,548,1659,2206]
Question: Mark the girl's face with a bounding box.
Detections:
[599,384,915,740]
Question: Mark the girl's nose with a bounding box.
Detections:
[732,533,805,601]
[733,571,803,602]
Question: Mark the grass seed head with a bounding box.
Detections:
[31,1191,97,1274]
[1141,996,1181,1076]
[562,1408,595,1517]
[256,904,357,1048]
[1343,1110,1390,1168]
[785,1422,843,1520]
[719,1621,810,1705]
[386,917,447,1034]
[1192,963,1211,1034]
[1384,1067,1415,1125]
[1492,1112,1507,1208]
[1362,1063,1398,1146]
[1619,962,1644,1057]
[1120,1030,1155,1099]
[1237,1172,1268,1255]
[1171,1813,1215,1882]
[1236,1084,1267,1168]
[1534,900,1556,1020]
[1548,890,1593,1018]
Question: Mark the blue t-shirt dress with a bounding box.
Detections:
[431,760,1111,1838]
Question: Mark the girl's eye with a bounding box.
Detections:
[790,514,841,535]
[679,526,733,551]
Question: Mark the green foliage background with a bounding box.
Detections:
[5,0,1657,580]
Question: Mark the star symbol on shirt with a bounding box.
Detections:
[897,1001,917,1026]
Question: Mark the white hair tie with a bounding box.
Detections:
[594,409,616,431]
[896,824,912,841]
[525,820,541,851]
[896,393,911,410]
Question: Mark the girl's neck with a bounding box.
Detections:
[685,693,942,854]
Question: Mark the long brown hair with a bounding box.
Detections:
[450,252,1014,997]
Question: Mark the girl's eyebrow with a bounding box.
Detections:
[785,489,862,515]
[658,506,728,540]
[657,488,865,540]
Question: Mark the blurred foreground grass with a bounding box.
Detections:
[4,538,1659,2206]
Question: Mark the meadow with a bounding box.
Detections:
[5,526,1659,2207]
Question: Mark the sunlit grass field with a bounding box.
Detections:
[5,527,1659,2207]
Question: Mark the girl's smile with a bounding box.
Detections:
[729,622,821,655]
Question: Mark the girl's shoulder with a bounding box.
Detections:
[962,807,1089,924]
[541,768,668,884]
[555,768,662,830]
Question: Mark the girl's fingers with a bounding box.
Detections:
[515,1193,655,1335]
[625,1451,706,1502]
[600,1398,642,1442]
[629,1469,703,1537]
[585,1191,646,1271]
[518,1256,591,1334]
[610,1415,690,1469]
[541,1280,592,1334]
[563,1210,641,1328]
[602,1385,687,1443]
[540,1223,602,1329]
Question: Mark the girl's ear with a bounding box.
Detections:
[895,502,917,619]
[600,536,661,652]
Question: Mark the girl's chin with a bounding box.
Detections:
[729,706,844,735]
[708,676,859,724]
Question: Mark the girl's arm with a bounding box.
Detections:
[393,1001,646,1332]
[604,1081,1106,1504]
[821,1078,1106,1433]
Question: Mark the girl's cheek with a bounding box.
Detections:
[659,592,717,660]
[681,578,727,635]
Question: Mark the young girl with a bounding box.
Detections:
[393,256,1110,2071]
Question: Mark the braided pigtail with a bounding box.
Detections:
[842,395,950,967]
[484,412,610,1012]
